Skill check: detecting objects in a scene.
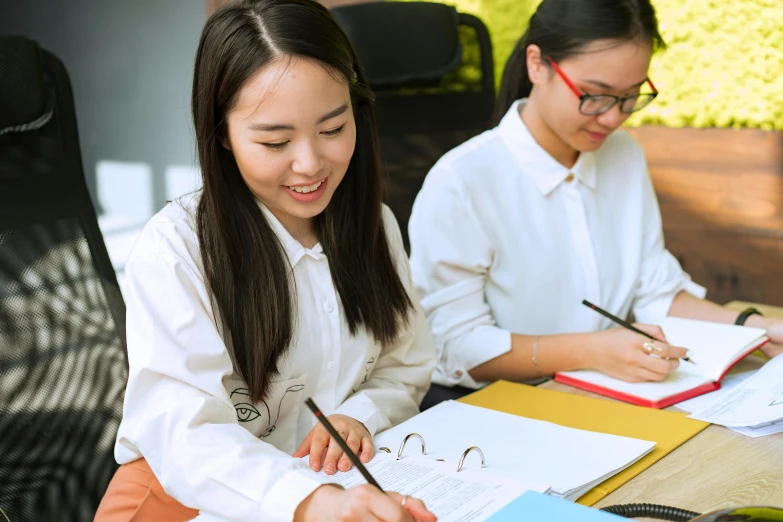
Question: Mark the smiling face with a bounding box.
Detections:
[524,38,653,165]
[223,56,356,241]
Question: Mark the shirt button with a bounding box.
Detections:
[327,361,336,371]
[565,172,575,183]
[323,301,334,313]
[455,370,464,377]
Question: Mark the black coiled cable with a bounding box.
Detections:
[600,503,701,521]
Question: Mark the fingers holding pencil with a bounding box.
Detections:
[582,300,696,365]
[633,323,694,364]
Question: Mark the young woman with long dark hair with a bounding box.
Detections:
[95,1,436,520]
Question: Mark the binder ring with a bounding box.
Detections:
[397,433,426,460]
[456,446,485,472]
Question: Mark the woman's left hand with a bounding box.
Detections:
[761,320,783,358]
[292,414,373,475]
[748,315,783,358]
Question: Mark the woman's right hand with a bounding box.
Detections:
[294,484,437,522]
[585,325,690,382]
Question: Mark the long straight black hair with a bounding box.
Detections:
[494,0,666,123]
[192,0,412,403]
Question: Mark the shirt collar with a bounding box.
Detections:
[498,99,597,196]
[257,201,324,267]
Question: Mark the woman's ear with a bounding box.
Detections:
[526,44,545,86]
[220,134,232,151]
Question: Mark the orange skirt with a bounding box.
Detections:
[94,459,199,522]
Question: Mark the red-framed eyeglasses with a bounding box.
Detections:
[545,56,658,116]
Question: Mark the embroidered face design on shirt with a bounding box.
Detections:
[230,383,305,437]
[351,355,377,394]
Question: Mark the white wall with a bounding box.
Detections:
[1,1,207,290]
[0,0,205,217]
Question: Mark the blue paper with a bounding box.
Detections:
[487,491,625,521]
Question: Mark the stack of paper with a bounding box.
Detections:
[689,354,783,438]
[373,401,655,502]
[461,380,708,506]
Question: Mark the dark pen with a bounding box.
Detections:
[582,299,695,364]
[304,397,384,491]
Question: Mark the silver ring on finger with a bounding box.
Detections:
[401,495,409,507]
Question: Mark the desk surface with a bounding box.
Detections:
[539,301,783,517]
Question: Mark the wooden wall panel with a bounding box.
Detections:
[627,127,783,306]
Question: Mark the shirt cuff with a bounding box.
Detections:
[434,326,512,389]
[333,394,383,436]
[261,466,327,522]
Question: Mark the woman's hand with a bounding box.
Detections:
[762,321,783,358]
[293,414,373,475]
[585,325,690,382]
[746,316,783,358]
[294,484,437,522]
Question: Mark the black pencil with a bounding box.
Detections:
[581,299,695,364]
[304,398,384,491]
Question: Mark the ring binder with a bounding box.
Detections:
[397,432,426,460]
[377,433,486,472]
[457,446,486,472]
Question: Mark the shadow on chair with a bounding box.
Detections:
[0,36,128,522]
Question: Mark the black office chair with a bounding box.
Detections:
[332,1,495,252]
[0,37,128,522]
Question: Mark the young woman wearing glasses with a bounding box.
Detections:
[408,0,783,395]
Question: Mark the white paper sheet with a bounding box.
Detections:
[676,355,767,413]
[689,355,783,428]
[728,419,783,438]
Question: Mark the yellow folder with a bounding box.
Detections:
[459,380,709,506]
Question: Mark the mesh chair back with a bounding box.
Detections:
[332,2,495,251]
[0,36,128,522]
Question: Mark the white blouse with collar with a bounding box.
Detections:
[408,99,705,390]
[114,193,435,522]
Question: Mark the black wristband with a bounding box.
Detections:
[735,307,763,326]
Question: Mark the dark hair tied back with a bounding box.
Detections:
[494,0,665,123]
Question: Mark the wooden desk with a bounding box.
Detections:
[539,301,783,517]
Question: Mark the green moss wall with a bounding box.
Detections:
[433,0,783,130]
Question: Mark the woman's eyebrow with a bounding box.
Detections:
[247,104,349,132]
[583,78,647,90]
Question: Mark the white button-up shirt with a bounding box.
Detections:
[409,99,705,390]
[114,193,435,522]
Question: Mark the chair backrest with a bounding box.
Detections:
[0,36,128,522]
[332,1,495,251]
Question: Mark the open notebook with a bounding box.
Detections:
[314,401,655,503]
[556,317,769,408]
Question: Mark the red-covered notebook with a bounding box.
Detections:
[555,317,770,409]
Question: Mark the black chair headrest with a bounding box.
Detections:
[0,36,50,133]
[332,2,463,89]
